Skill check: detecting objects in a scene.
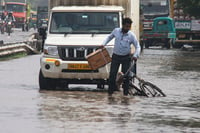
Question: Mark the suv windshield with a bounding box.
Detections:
[50,12,119,34]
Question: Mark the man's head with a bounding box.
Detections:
[8,12,13,17]
[122,17,132,33]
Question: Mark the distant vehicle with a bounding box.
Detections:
[37,6,48,29]
[0,5,5,34]
[37,6,48,51]
[30,13,37,29]
[0,5,4,18]
[4,2,30,29]
[141,0,170,31]
[6,19,13,36]
[0,19,6,34]
[170,0,200,48]
[143,17,176,49]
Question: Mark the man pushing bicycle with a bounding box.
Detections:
[101,17,141,96]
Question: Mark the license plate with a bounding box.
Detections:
[68,63,91,70]
[179,34,186,38]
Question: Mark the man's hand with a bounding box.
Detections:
[131,56,137,61]
[98,45,104,49]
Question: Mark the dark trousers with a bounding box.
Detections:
[108,54,131,95]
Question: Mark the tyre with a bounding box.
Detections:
[39,69,57,90]
[144,39,152,48]
[7,27,11,36]
[165,42,170,49]
[145,43,149,48]
[97,83,104,89]
[128,82,147,96]
[140,40,144,51]
[139,81,166,97]
[172,42,183,48]
[165,39,171,49]
[22,24,25,31]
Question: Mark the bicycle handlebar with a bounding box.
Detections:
[124,60,137,77]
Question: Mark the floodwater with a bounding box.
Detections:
[0,28,36,44]
[0,48,200,133]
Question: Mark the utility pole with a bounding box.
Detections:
[1,0,5,6]
[130,0,140,40]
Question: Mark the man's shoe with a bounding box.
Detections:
[114,88,120,91]
[123,90,129,96]
[108,93,113,97]
[108,91,113,96]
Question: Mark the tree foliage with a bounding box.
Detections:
[177,0,200,18]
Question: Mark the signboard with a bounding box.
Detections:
[143,20,153,30]
[191,20,200,31]
[5,0,26,2]
[175,21,191,31]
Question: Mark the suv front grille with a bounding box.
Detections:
[59,46,98,61]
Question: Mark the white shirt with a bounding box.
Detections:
[103,28,141,58]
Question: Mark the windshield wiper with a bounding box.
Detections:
[91,30,99,37]
[64,32,72,37]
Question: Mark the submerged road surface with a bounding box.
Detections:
[0,48,200,133]
[0,28,36,44]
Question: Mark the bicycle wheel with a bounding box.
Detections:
[139,81,166,97]
[129,82,147,96]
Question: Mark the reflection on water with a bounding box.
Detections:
[0,50,200,133]
[171,51,200,71]
[37,49,200,132]
[40,49,200,132]
[37,91,139,132]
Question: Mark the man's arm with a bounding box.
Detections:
[131,33,141,59]
[102,29,115,46]
[13,16,16,22]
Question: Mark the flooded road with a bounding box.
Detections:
[0,49,200,133]
[0,28,36,44]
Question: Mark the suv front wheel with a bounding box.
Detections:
[39,69,57,90]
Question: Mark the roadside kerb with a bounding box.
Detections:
[0,41,42,58]
[0,32,43,57]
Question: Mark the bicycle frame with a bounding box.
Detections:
[116,60,166,97]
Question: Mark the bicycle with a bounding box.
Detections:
[116,60,166,97]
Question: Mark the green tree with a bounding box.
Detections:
[177,0,200,18]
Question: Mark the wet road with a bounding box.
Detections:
[0,28,36,44]
[0,48,200,133]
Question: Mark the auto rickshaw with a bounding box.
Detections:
[143,17,176,49]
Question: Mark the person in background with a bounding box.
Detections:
[4,11,16,23]
[101,17,141,96]
[0,12,5,20]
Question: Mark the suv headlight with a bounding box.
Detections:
[43,45,58,56]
